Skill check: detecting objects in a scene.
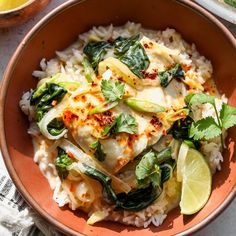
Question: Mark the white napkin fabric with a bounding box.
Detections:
[0,153,63,236]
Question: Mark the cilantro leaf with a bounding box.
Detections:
[220,103,236,129]
[55,147,74,180]
[135,148,172,189]
[185,93,215,106]
[89,140,106,162]
[135,151,162,189]
[101,113,138,137]
[101,79,125,102]
[189,117,221,140]
[115,113,138,134]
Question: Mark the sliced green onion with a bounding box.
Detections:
[124,98,165,113]
[82,57,96,83]
[89,101,118,114]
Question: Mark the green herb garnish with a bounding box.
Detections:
[47,118,66,136]
[82,163,117,202]
[135,147,172,189]
[89,140,106,162]
[101,79,125,102]
[83,41,112,71]
[101,113,138,137]
[158,64,184,87]
[186,93,236,149]
[30,83,67,122]
[55,147,74,180]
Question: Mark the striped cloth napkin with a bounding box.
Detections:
[0,153,63,236]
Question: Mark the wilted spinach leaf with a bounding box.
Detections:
[30,83,67,122]
[115,184,161,211]
[82,163,117,202]
[47,118,66,136]
[55,147,74,180]
[160,159,176,184]
[114,34,140,56]
[89,140,106,162]
[119,40,150,78]
[83,41,111,71]
[158,64,184,87]
[170,116,200,149]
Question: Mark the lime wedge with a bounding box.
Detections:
[177,142,189,182]
[180,148,212,215]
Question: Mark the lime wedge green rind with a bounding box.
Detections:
[179,148,212,215]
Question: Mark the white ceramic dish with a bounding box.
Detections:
[195,0,236,24]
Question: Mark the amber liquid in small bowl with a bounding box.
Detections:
[0,0,30,12]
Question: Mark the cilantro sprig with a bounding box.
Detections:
[90,79,125,114]
[102,113,138,137]
[101,79,125,102]
[185,93,236,149]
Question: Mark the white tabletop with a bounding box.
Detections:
[0,1,235,235]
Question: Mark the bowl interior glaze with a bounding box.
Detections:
[1,0,236,235]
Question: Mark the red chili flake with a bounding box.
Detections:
[185,84,190,90]
[150,116,163,129]
[81,95,86,102]
[144,43,149,48]
[162,129,167,136]
[70,183,75,192]
[182,64,192,72]
[144,71,157,80]
[63,110,78,122]
[93,113,114,126]
[67,151,76,161]
[127,134,138,148]
[91,82,97,87]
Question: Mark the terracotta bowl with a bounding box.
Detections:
[1,0,236,235]
[0,0,50,28]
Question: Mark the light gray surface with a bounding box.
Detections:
[0,0,236,235]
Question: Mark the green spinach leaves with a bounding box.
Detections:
[82,163,117,202]
[83,41,112,71]
[158,64,184,87]
[115,184,161,211]
[30,83,67,122]
[89,140,106,162]
[83,34,150,78]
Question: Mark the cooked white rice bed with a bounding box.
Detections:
[20,22,226,228]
